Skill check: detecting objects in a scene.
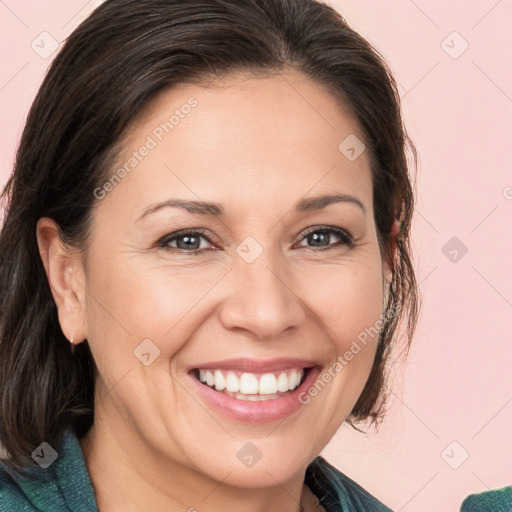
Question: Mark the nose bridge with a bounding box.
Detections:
[219,242,305,340]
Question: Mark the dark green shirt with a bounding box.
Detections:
[460,486,512,512]
[0,428,392,511]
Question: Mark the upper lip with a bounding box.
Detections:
[188,357,318,373]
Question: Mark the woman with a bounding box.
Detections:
[0,0,419,510]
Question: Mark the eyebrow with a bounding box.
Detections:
[136,193,366,222]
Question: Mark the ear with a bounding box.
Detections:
[383,217,401,287]
[36,217,88,344]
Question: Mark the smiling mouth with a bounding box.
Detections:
[192,367,310,401]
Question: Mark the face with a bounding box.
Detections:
[76,70,388,488]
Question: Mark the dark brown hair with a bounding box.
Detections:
[0,0,419,473]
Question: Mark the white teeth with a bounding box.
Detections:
[197,368,305,397]
[277,372,289,392]
[259,373,278,394]
[205,371,215,387]
[225,372,240,392]
[229,391,280,401]
[214,370,226,391]
[239,373,259,394]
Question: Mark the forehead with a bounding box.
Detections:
[100,70,373,219]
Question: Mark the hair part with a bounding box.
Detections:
[0,0,419,473]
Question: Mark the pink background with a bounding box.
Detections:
[1,1,511,510]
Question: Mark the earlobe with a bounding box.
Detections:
[35,217,87,345]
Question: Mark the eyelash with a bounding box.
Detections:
[157,226,355,254]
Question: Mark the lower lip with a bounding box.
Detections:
[189,367,321,423]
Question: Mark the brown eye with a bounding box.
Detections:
[296,227,354,250]
[158,230,214,253]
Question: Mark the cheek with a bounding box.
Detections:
[84,253,228,360]
[303,259,384,348]
[298,257,384,412]
[82,256,219,437]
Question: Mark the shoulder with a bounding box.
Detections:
[305,456,392,512]
[0,463,42,512]
[460,486,512,512]
[0,429,97,512]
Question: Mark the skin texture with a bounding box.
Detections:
[36,70,392,512]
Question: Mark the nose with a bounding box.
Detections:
[219,254,306,341]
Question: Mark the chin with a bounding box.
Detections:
[194,441,313,489]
